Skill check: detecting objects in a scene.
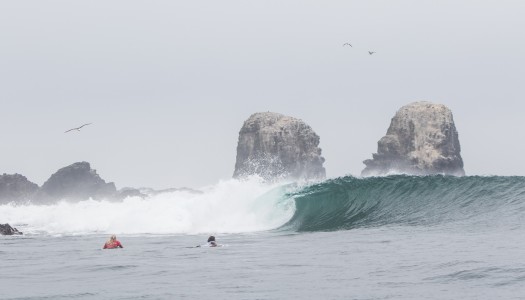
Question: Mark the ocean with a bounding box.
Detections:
[1,175,525,299]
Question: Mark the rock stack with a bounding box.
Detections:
[233,112,325,181]
[362,101,465,176]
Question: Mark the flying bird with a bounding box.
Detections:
[343,43,352,47]
[64,123,92,133]
[368,51,376,55]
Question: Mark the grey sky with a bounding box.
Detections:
[1,1,524,189]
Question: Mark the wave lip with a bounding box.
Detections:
[281,175,525,232]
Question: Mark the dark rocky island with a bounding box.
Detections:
[35,162,117,202]
[0,174,39,204]
[233,112,325,181]
[0,223,22,235]
[362,101,465,176]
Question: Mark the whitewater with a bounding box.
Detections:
[0,178,296,235]
[1,175,525,299]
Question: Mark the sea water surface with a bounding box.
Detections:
[1,176,525,299]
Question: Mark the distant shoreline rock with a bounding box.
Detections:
[233,112,325,181]
[0,162,120,204]
[0,223,22,235]
[35,162,117,202]
[137,187,203,196]
[362,101,465,176]
[0,174,39,204]
[0,161,202,204]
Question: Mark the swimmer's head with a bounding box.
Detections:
[108,235,117,242]
[207,236,215,242]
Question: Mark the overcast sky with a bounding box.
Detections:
[1,1,524,189]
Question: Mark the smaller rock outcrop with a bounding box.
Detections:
[116,187,203,199]
[0,223,22,235]
[36,162,117,202]
[117,188,147,199]
[0,174,39,204]
[140,187,203,196]
[233,112,326,181]
[362,101,465,176]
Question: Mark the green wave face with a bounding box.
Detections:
[282,175,525,232]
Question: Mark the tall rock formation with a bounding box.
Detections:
[36,162,117,202]
[362,101,465,176]
[0,174,39,204]
[233,112,325,181]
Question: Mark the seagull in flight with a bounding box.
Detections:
[64,123,92,133]
[343,43,352,47]
[368,51,376,55]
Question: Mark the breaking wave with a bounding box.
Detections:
[2,175,525,235]
[283,175,525,231]
[0,177,295,235]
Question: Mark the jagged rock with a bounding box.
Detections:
[362,101,464,176]
[0,174,39,204]
[233,112,326,181]
[36,162,117,202]
[0,223,22,235]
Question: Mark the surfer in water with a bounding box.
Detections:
[196,235,221,247]
[103,235,123,249]
[207,235,217,247]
